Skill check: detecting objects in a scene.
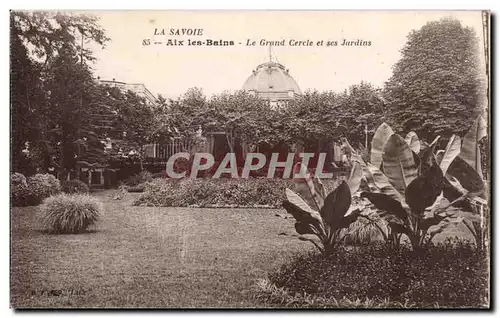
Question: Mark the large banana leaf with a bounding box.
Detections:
[359,159,380,193]
[347,161,363,195]
[285,188,315,213]
[442,175,473,212]
[382,134,419,196]
[338,209,362,229]
[364,163,405,204]
[459,115,487,179]
[405,131,421,154]
[405,164,444,215]
[371,122,394,169]
[360,192,408,221]
[282,200,323,226]
[447,156,485,194]
[320,181,351,228]
[452,210,482,223]
[292,162,326,211]
[427,217,464,243]
[439,135,461,174]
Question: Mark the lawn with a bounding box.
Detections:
[10,190,476,308]
[10,191,306,308]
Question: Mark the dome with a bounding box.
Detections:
[242,61,302,100]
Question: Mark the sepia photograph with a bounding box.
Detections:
[9,10,490,309]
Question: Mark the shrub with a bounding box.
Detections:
[265,241,489,308]
[11,172,30,207]
[11,172,27,186]
[61,179,90,194]
[11,173,62,206]
[40,194,102,234]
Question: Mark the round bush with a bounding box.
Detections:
[11,172,29,207]
[40,194,102,234]
[61,179,90,194]
[27,173,61,205]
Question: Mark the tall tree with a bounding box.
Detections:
[10,14,47,173]
[383,18,486,142]
[10,11,110,177]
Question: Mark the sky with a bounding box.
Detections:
[85,11,486,99]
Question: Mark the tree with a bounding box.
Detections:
[207,90,279,150]
[10,11,110,177]
[336,82,386,147]
[383,18,486,143]
[10,14,47,173]
[113,90,158,170]
[44,43,98,177]
[283,90,340,145]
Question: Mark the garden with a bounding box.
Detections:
[10,117,490,308]
[10,12,490,309]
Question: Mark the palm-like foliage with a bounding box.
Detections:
[438,116,488,249]
[282,162,363,255]
[359,123,476,252]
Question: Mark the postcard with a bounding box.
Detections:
[10,10,490,309]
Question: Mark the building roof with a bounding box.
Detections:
[242,61,302,96]
[99,79,158,106]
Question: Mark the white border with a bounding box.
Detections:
[2,1,498,317]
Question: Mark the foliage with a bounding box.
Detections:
[362,118,489,252]
[281,162,363,255]
[11,172,27,186]
[438,115,489,250]
[26,173,61,205]
[281,83,385,148]
[361,123,468,252]
[61,179,90,194]
[254,277,416,308]
[10,11,110,176]
[40,193,101,234]
[11,173,30,207]
[266,241,488,308]
[383,18,486,142]
[155,84,386,157]
[133,178,312,208]
[335,82,387,146]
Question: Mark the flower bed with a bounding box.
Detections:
[257,240,489,308]
[133,178,342,208]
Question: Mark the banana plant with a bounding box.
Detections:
[438,116,489,250]
[360,123,471,253]
[282,161,363,255]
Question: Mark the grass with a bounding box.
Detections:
[10,190,477,308]
[10,191,305,308]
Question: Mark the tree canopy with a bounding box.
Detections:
[383,18,486,143]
